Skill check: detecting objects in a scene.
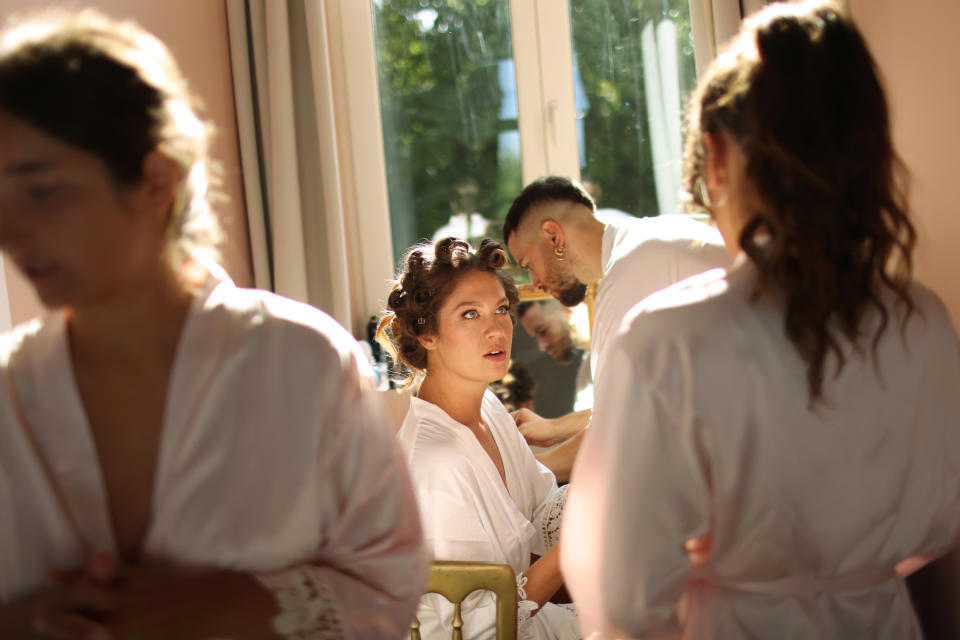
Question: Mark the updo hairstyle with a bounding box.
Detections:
[377,237,520,388]
[0,8,221,263]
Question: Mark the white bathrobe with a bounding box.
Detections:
[591,215,729,381]
[564,254,960,639]
[0,263,427,639]
[399,391,580,640]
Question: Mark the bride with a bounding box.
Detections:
[379,237,580,640]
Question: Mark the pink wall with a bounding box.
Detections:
[851,0,960,333]
[0,0,251,325]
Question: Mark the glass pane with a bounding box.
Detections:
[569,0,697,217]
[372,0,522,263]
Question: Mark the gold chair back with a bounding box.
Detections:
[411,560,518,640]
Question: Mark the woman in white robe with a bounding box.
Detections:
[562,2,960,639]
[0,10,425,638]
[380,238,580,640]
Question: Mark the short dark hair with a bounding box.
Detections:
[516,300,538,320]
[505,361,536,407]
[517,298,564,322]
[502,176,595,243]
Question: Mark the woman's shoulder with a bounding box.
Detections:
[481,389,513,421]
[198,278,364,368]
[400,398,472,457]
[618,267,739,345]
[0,313,64,373]
[898,281,959,351]
[399,399,487,488]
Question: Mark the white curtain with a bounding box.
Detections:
[225,0,356,332]
[690,0,771,76]
[641,18,684,215]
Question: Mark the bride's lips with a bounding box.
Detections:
[484,347,507,363]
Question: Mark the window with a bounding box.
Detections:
[371,0,698,263]
[372,0,521,259]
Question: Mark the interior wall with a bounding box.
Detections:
[850,0,960,334]
[0,0,251,325]
[851,2,960,637]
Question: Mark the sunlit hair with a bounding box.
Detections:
[0,8,221,264]
[682,0,915,401]
[377,237,520,389]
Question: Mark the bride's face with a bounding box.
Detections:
[420,269,513,385]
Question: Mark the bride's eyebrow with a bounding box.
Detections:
[452,297,509,310]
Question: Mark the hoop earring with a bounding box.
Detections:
[553,245,566,261]
[695,175,728,209]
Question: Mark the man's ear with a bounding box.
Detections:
[540,219,564,250]
[418,333,438,351]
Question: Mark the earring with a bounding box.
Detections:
[695,175,728,209]
[553,245,566,261]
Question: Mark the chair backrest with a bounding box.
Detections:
[411,560,518,640]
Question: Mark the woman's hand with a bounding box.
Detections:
[28,549,278,639]
[684,532,712,568]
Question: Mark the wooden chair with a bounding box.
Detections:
[411,560,518,640]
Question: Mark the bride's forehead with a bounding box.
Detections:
[446,270,505,300]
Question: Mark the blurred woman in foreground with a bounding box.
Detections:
[562,1,960,638]
[0,9,424,638]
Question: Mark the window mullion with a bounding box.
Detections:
[509,0,548,184]
[533,0,580,181]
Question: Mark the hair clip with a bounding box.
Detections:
[416,317,425,325]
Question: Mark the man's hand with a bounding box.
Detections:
[511,408,591,447]
[511,409,562,446]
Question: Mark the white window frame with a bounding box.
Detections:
[327,0,715,316]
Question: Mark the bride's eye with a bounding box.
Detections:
[462,309,478,319]
[496,305,509,315]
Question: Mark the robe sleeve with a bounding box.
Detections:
[255,349,428,640]
[500,401,566,557]
[530,477,567,556]
[562,330,711,638]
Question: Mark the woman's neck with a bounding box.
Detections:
[416,370,487,430]
[67,257,196,367]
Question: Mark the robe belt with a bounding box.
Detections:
[698,567,897,596]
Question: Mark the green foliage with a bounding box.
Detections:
[373,0,696,261]
[571,0,697,216]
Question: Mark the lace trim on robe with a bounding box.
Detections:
[516,572,539,633]
[255,565,345,639]
[535,484,569,550]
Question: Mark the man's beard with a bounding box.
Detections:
[555,280,587,307]
[553,345,578,365]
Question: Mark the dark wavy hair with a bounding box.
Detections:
[682,1,916,401]
[377,237,520,388]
